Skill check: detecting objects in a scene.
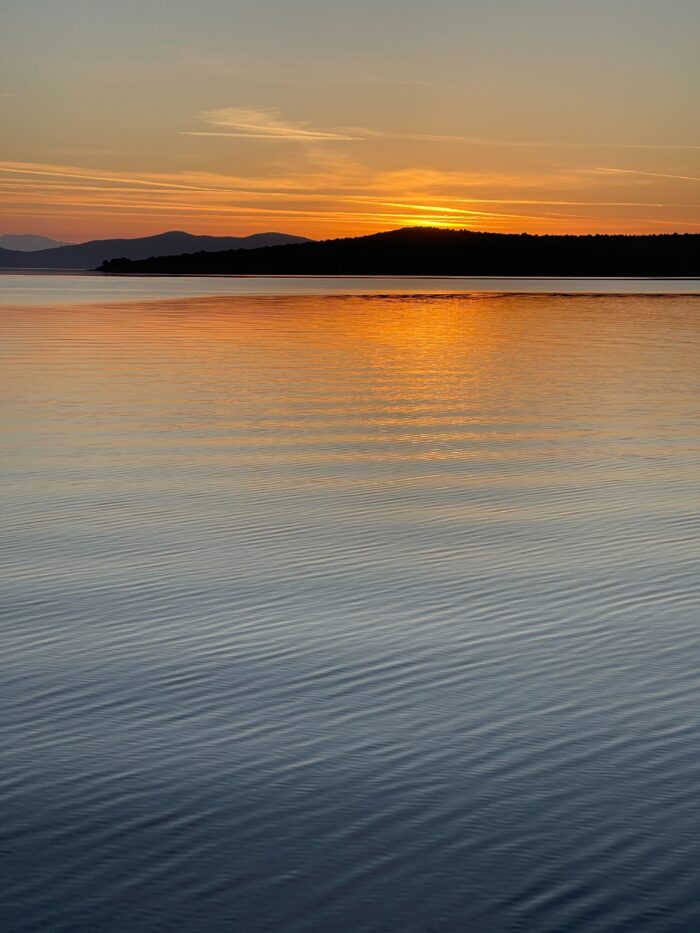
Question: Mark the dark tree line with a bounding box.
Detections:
[98,227,700,277]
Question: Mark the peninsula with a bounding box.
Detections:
[97,228,699,277]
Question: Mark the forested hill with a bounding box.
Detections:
[98,228,700,277]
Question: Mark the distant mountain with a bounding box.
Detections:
[98,227,700,278]
[0,231,311,269]
[0,234,71,251]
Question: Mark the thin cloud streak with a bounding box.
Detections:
[182,131,360,141]
[595,167,700,183]
[189,109,700,151]
[196,107,359,141]
[0,163,215,192]
[362,130,700,151]
[2,159,697,239]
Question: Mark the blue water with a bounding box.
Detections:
[2,277,699,932]
[2,271,700,305]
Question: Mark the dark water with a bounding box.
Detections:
[2,281,699,932]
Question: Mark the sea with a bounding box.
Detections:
[2,274,700,932]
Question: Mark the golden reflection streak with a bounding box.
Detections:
[5,293,697,479]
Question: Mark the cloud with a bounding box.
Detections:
[185,107,360,141]
[2,159,698,239]
[367,131,700,151]
[184,108,700,153]
[594,167,700,183]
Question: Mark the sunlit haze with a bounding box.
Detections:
[1,0,698,241]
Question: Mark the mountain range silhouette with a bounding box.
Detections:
[0,231,311,270]
[0,234,71,252]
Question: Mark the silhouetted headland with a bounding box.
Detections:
[96,228,700,277]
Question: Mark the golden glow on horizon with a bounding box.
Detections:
[1,158,698,242]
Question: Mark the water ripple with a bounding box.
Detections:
[1,289,699,932]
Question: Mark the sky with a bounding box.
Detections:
[1,0,698,241]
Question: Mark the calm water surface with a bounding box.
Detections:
[2,271,700,304]
[2,277,699,932]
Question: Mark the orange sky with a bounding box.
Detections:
[1,1,698,241]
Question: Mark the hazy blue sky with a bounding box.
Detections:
[2,0,698,238]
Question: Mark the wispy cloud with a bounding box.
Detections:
[2,159,698,239]
[360,130,700,151]
[184,107,360,142]
[183,108,700,152]
[594,167,700,183]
